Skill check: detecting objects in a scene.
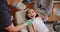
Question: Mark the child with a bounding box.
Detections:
[25,9,49,32]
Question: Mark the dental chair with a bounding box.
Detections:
[15,9,29,32]
[53,8,60,32]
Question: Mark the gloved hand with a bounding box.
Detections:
[24,19,34,26]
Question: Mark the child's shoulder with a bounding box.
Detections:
[35,17,41,20]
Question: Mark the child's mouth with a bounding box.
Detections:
[31,16,34,18]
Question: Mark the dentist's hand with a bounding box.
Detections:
[24,19,34,26]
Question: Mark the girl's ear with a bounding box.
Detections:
[25,14,31,20]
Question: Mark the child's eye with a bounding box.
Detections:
[28,12,31,14]
[32,11,34,13]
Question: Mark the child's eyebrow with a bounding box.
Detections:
[28,12,31,14]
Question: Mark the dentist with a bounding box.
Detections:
[0,0,33,32]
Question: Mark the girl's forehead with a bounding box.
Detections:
[29,9,34,12]
[30,9,34,11]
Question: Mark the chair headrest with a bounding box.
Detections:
[53,8,60,16]
[15,9,28,24]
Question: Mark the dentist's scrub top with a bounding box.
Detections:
[0,0,12,32]
[33,17,49,32]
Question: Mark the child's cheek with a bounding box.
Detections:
[34,13,36,18]
[35,13,36,16]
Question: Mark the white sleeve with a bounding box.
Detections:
[33,17,49,32]
[34,0,42,13]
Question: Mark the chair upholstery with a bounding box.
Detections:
[15,9,28,32]
[53,8,60,32]
[53,22,60,32]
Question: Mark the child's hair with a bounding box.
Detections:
[25,9,39,20]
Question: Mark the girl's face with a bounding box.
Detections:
[27,9,36,19]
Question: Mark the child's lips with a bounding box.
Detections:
[31,16,34,18]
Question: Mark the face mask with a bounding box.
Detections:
[12,2,26,10]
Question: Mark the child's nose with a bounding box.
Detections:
[30,14,32,15]
[30,13,33,15]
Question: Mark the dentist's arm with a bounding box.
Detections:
[5,23,24,32]
[0,10,34,32]
[5,19,34,32]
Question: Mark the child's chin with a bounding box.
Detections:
[30,17,33,19]
[31,17,34,19]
